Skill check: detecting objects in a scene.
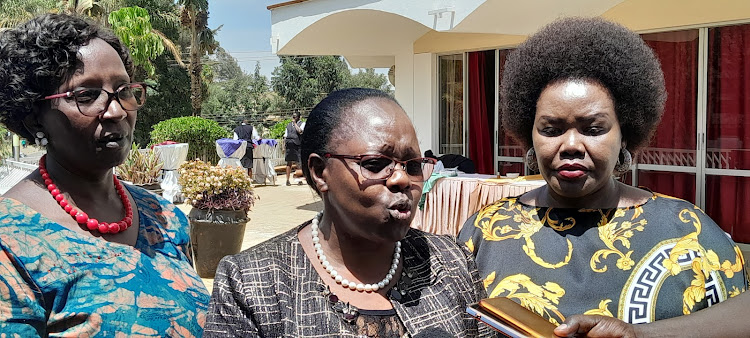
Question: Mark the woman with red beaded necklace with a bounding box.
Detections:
[0,14,209,336]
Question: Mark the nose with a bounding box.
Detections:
[560,129,585,158]
[386,163,411,192]
[99,95,128,121]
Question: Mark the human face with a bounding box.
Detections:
[38,38,136,174]
[320,98,422,244]
[532,79,623,201]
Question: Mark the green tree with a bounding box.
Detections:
[271,55,348,108]
[122,0,192,145]
[178,0,217,116]
[0,0,56,29]
[344,68,392,94]
[213,47,243,81]
[108,6,164,76]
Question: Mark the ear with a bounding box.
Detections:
[308,154,329,193]
[22,111,44,138]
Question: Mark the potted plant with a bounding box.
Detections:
[178,159,256,277]
[117,144,164,194]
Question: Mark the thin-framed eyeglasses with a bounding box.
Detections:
[40,82,147,117]
[324,153,437,182]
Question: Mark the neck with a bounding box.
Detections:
[543,177,622,209]
[317,211,399,283]
[42,154,117,203]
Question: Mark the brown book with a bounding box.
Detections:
[466,297,557,338]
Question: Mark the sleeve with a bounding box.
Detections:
[204,256,261,337]
[457,212,483,256]
[283,127,288,139]
[0,248,46,337]
[233,132,239,140]
[299,122,305,132]
[694,208,749,293]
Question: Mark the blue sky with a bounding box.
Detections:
[208,0,280,80]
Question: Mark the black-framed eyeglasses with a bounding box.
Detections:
[41,82,147,117]
[325,153,437,182]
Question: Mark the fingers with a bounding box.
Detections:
[554,315,636,338]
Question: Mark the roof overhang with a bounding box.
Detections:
[269,0,750,59]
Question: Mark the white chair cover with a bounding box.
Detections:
[252,140,279,185]
[215,139,247,169]
[153,143,189,203]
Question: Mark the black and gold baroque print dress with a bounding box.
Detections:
[458,192,749,325]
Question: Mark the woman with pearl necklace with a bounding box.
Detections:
[205,88,492,337]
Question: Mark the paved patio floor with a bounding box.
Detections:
[177,175,322,294]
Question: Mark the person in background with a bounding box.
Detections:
[204,88,490,337]
[458,17,748,337]
[284,111,305,186]
[0,13,208,336]
[233,118,259,177]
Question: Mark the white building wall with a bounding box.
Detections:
[411,53,436,155]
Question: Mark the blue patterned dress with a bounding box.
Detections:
[0,185,209,336]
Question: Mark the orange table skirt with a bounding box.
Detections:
[411,175,546,236]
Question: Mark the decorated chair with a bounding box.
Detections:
[252,139,279,185]
[152,142,189,203]
[215,138,247,169]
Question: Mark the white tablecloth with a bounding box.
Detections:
[411,175,546,236]
[153,143,189,203]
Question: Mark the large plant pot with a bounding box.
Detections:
[135,183,163,196]
[189,208,248,278]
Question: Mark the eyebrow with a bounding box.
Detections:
[536,112,612,123]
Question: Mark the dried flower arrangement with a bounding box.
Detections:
[178,159,256,211]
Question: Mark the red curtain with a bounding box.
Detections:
[468,51,495,174]
[705,24,750,243]
[495,49,527,175]
[639,32,699,203]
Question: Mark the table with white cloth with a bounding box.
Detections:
[215,138,247,169]
[153,143,189,203]
[411,174,546,236]
[252,139,279,185]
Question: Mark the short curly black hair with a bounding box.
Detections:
[0,13,133,140]
[501,17,666,153]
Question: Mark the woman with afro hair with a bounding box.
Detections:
[459,17,748,337]
[0,14,209,336]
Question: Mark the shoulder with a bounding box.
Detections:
[645,193,732,235]
[219,226,301,278]
[459,197,518,231]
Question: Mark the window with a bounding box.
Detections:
[438,54,464,155]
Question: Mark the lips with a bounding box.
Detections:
[97,132,127,149]
[556,163,588,180]
[387,200,413,221]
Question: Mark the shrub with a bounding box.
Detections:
[268,118,305,139]
[150,116,229,164]
[178,160,255,212]
[268,118,291,139]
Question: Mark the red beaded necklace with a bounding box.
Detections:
[39,155,133,234]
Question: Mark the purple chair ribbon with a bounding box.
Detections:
[216,138,244,157]
[253,139,278,147]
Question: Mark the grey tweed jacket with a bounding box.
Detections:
[204,222,493,337]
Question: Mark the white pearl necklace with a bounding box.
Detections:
[311,212,401,293]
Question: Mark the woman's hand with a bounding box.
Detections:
[554,315,639,337]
